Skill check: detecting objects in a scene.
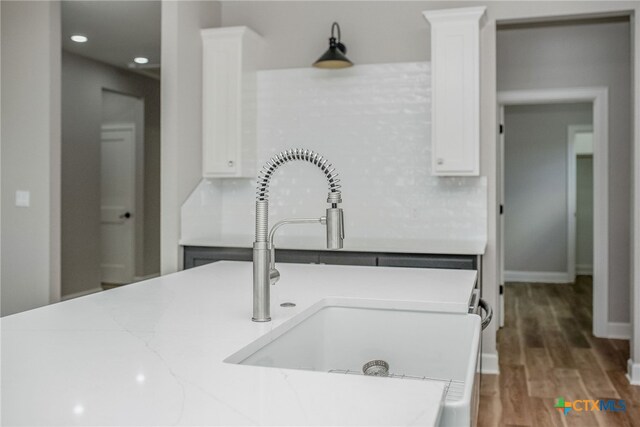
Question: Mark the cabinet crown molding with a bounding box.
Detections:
[422,6,487,24]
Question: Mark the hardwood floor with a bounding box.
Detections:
[478,276,640,427]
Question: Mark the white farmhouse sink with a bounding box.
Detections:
[226,298,481,426]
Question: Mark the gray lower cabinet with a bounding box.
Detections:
[185,247,252,268]
[318,252,377,266]
[183,246,477,271]
[275,249,320,264]
[377,254,475,270]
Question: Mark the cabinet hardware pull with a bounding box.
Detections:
[479,298,493,330]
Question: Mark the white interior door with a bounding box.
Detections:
[100,124,136,284]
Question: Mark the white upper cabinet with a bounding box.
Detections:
[423,7,486,176]
[201,27,261,178]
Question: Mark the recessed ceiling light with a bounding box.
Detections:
[70,35,88,43]
[133,57,149,64]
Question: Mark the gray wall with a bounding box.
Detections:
[577,156,594,271]
[504,103,592,273]
[497,18,631,322]
[61,51,160,297]
[1,1,61,316]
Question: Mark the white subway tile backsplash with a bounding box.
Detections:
[181,62,486,246]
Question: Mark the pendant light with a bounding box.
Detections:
[313,22,353,69]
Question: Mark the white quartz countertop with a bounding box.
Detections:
[180,235,487,255]
[1,262,478,426]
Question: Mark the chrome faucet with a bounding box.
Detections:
[252,149,344,322]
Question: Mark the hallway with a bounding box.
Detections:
[478,277,640,426]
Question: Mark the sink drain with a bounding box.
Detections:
[362,360,389,377]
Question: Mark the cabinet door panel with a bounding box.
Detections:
[424,7,485,176]
[201,27,260,178]
[202,41,240,176]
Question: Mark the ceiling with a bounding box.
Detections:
[61,1,161,79]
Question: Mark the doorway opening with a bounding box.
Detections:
[497,88,608,337]
[60,1,161,299]
[569,124,594,279]
[100,91,144,287]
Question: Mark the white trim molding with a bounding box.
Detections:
[497,87,609,339]
[481,353,500,375]
[632,0,640,395]
[504,271,571,284]
[627,360,640,386]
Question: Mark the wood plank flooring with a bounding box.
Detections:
[478,276,639,427]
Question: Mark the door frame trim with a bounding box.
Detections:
[497,87,609,338]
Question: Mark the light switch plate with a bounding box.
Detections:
[15,190,30,207]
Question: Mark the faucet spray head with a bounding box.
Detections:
[326,192,344,250]
[326,207,344,249]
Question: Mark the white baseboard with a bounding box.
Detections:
[134,273,160,282]
[61,287,103,301]
[627,359,640,385]
[504,270,571,283]
[481,353,499,375]
[575,264,593,275]
[606,322,631,339]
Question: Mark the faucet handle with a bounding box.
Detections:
[269,268,280,285]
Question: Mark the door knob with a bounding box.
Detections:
[119,212,132,219]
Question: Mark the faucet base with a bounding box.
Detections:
[251,317,272,322]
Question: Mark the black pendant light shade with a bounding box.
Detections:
[313,22,353,69]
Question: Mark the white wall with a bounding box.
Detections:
[182,63,487,246]
[497,18,631,322]
[61,51,160,297]
[503,103,592,275]
[1,1,61,316]
[161,0,221,273]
